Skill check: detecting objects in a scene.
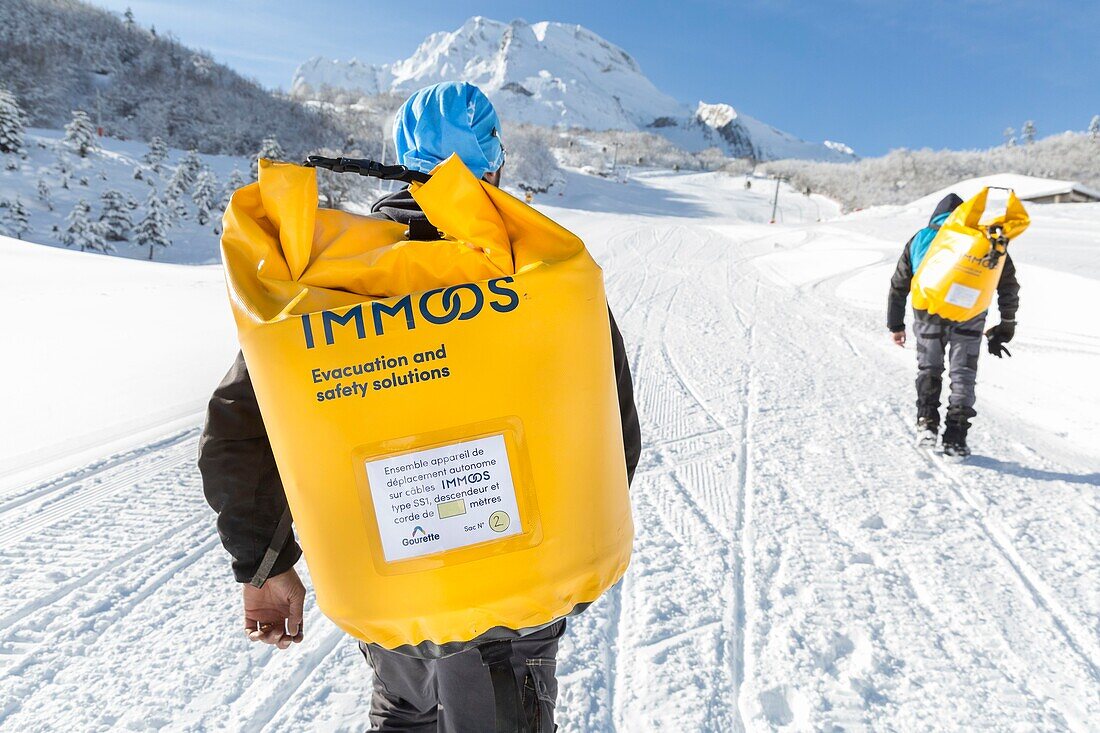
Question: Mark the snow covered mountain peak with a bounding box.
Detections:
[291,17,855,161]
[292,16,684,131]
[696,102,740,129]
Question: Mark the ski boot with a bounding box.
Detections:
[941,419,971,460]
[916,416,939,449]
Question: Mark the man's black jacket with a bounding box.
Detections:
[886,193,1020,332]
[199,189,642,583]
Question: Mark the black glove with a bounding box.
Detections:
[985,321,1015,358]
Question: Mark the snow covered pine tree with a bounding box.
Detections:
[192,169,218,226]
[64,110,99,158]
[135,190,171,260]
[143,136,169,173]
[223,168,246,208]
[0,198,32,239]
[61,199,109,252]
[251,135,284,180]
[167,160,195,197]
[36,178,53,210]
[163,180,187,225]
[0,86,26,155]
[1021,120,1037,145]
[99,190,133,242]
[180,149,203,181]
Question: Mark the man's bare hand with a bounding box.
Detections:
[891,330,906,347]
[244,568,305,650]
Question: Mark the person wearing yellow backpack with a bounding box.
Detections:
[887,193,1020,458]
[199,82,641,732]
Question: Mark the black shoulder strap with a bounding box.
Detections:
[478,640,529,732]
[406,217,442,241]
[250,507,293,588]
[303,156,431,185]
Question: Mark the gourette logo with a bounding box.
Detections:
[403,524,440,547]
[300,276,520,349]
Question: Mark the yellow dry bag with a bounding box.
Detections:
[220,155,632,655]
[911,187,1030,322]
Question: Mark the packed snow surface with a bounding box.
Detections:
[2,167,1098,732]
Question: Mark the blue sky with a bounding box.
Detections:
[92,0,1098,156]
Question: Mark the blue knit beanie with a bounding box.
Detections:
[393,82,505,179]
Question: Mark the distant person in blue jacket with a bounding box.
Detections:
[886,193,1020,458]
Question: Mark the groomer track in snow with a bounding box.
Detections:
[2,169,1097,731]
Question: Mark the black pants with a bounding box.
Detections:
[913,311,986,424]
[361,620,565,732]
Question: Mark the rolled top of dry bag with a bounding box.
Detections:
[912,186,1030,322]
[220,155,633,655]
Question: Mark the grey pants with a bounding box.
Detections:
[913,311,987,424]
[361,620,565,732]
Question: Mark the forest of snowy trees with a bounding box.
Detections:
[0,92,255,261]
[760,127,1100,211]
[0,0,344,157]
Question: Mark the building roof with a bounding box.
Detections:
[914,174,1100,209]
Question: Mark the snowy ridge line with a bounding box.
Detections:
[603,224,738,729]
[632,456,730,482]
[557,221,663,732]
[734,315,757,733]
[0,514,208,634]
[749,295,974,727]
[826,417,1002,729]
[0,426,199,515]
[657,265,747,731]
[632,619,722,654]
[606,227,653,323]
[0,528,220,725]
[604,580,624,727]
[656,313,735,547]
[729,234,899,729]
[868,409,1098,724]
[1016,330,1100,358]
[0,437,198,547]
[237,626,347,732]
[653,224,790,731]
[648,443,731,550]
[769,468,877,732]
[604,226,667,730]
[617,456,732,726]
[721,236,779,732]
[893,408,1100,682]
[648,426,738,452]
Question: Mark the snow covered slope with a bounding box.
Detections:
[0,129,249,264]
[2,173,1098,731]
[291,17,855,162]
[0,234,238,492]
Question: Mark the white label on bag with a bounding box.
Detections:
[365,434,522,561]
[945,282,981,308]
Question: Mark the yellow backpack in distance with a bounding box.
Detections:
[220,155,632,656]
[911,187,1030,322]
